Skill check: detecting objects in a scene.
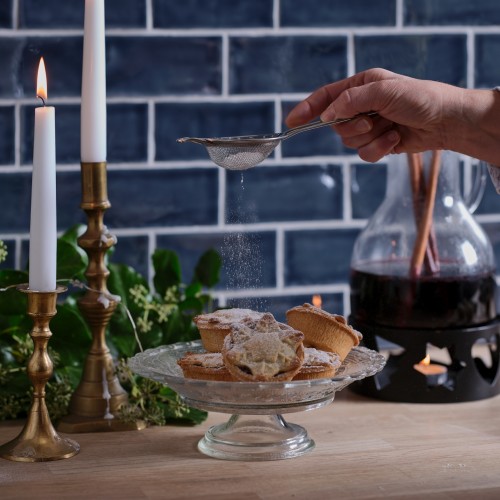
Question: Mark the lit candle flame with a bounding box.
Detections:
[312,294,322,309]
[420,354,431,366]
[36,58,47,103]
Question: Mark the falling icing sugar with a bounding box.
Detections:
[223,173,264,311]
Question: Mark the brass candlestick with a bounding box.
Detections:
[59,162,143,433]
[0,285,80,462]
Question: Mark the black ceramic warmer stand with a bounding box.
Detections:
[350,317,500,403]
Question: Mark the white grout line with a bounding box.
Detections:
[395,0,404,29]
[347,32,355,76]
[4,25,500,37]
[217,168,226,227]
[215,283,348,300]
[467,29,475,88]
[341,283,351,316]
[343,161,353,222]
[273,0,280,30]
[221,33,229,97]
[147,100,155,164]
[145,0,153,31]
[275,227,284,290]
[12,0,19,29]
[274,97,283,160]
[14,103,21,168]
[71,218,365,238]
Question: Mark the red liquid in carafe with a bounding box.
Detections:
[350,268,497,329]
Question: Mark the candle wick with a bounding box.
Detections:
[36,95,46,107]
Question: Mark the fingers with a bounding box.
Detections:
[285,85,335,127]
[332,114,401,161]
[357,129,401,162]
[285,68,398,127]
[334,115,392,143]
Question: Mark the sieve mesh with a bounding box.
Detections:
[205,142,277,170]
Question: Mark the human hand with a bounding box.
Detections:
[285,68,466,162]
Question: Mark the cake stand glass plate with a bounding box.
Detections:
[128,340,385,461]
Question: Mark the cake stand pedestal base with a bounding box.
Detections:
[198,414,315,461]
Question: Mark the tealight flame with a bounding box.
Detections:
[312,294,322,309]
[36,58,47,103]
[419,354,431,366]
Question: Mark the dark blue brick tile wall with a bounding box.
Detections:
[476,36,500,89]
[281,0,396,27]
[54,169,218,232]
[156,102,274,162]
[226,165,343,223]
[351,163,387,220]
[0,107,15,165]
[228,293,345,322]
[111,235,150,279]
[107,37,222,97]
[0,1,11,28]
[355,35,467,86]
[474,175,500,216]
[0,37,83,99]
[153,0,273,29]
[285,229,360,286]
[105,169,218,229]
[21,103,148,165]
[405,0,500,26]
[229,36,347,94]
[0,38,26,97]
[0,172,31,234]
[0,36,221,99]
[19,0,146,28]
[157,232,277,291]
[107,104,148,163]
[3,1,500,319]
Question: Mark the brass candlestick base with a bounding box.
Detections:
[59,162,143,433]
[0,285,80,462]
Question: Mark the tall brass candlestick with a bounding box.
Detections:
[0,285,79,461]
[59,162,142,432]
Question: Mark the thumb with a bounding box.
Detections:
[320,81,393,121]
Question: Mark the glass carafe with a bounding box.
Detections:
[350,151,497,329]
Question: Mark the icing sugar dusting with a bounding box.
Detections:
[223,175,264,310]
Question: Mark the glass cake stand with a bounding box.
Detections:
[128,340,385,461]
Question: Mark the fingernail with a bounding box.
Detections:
[355,118,371,133]
[320,106,336,122]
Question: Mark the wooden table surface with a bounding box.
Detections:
[2,390,500,499]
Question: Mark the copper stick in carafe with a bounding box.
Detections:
[408,150,442,278]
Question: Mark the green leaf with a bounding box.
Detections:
[184,282,202,298]
[178,296,203,315]
[0,270,29,316]
[59,224,86,245]
[57,239,88,282]
[108,263,148,314]
[50,302,91,367]
[107,263,149,358]
[192,248,221,288]
[152,249,182,296]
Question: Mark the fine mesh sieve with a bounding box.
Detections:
[177,112,377,170]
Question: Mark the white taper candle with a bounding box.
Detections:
[29,58,57,292]
[81,0,107,163]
